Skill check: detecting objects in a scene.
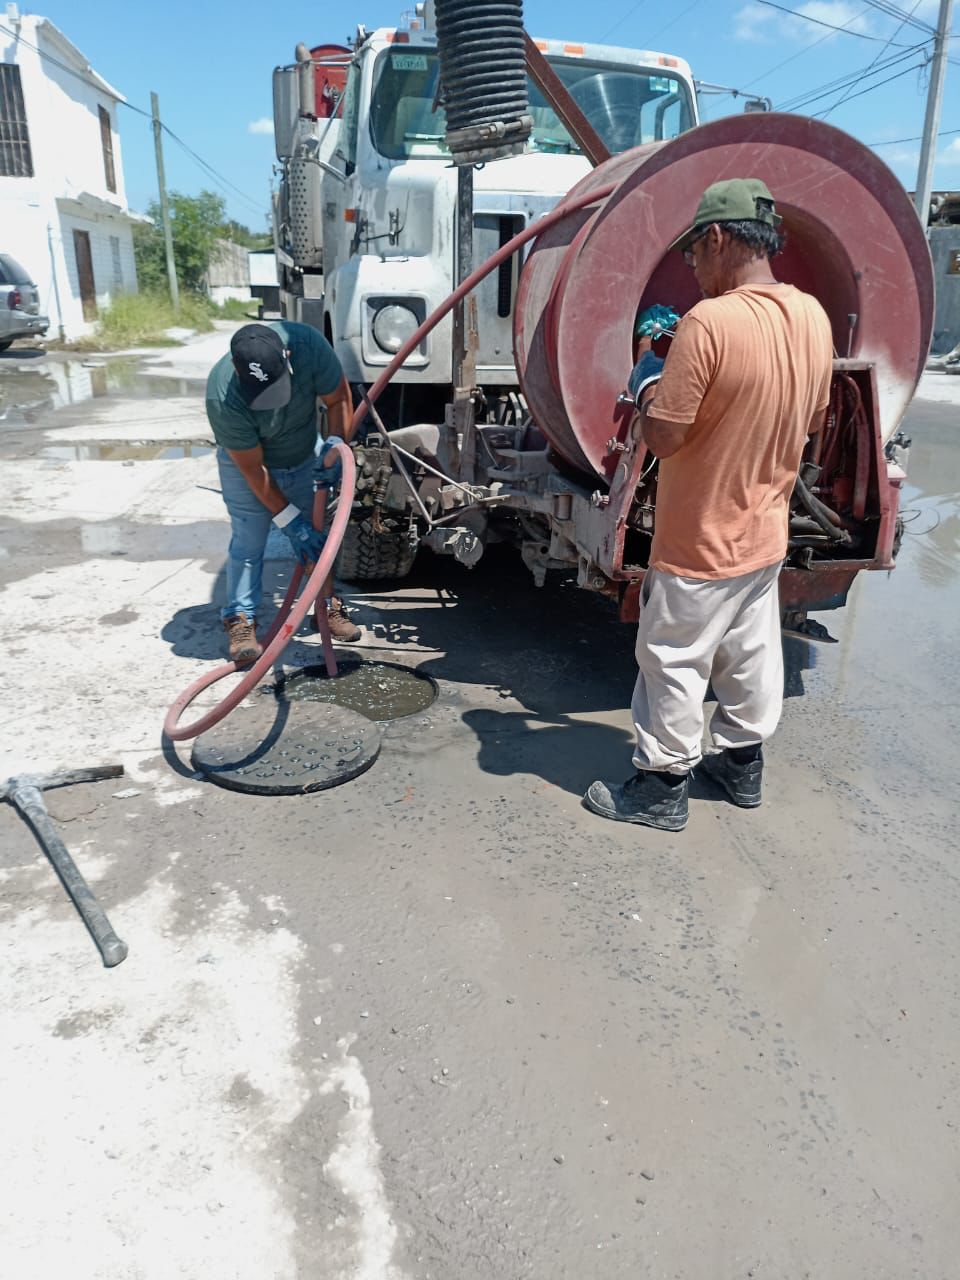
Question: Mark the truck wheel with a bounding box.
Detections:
[337,517,417,581]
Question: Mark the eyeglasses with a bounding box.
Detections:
[682,227,709,267]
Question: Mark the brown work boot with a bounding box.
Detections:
[223,613,262,665]
[326,596,361,643]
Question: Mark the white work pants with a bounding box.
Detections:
[631,563,783,775]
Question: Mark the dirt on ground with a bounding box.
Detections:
[1,337,958,1279]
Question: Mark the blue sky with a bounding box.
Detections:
[24,0,960,227]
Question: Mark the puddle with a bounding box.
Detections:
[0,357,203,427]
[276,662,438,721]
[39,441,213,461]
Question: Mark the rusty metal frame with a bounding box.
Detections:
[522,33,611,168]
[615,361,904,623]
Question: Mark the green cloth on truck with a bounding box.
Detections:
[205,320,342,469]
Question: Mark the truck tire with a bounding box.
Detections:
[337,517,417,581]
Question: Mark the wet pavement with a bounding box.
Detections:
[0,347,958,1279]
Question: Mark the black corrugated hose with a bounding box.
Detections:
[435,0,531,162]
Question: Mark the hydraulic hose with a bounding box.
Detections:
[165,183,616,742]
[163,441,355,742]
[349,181,617,438]
[793,474,852,544]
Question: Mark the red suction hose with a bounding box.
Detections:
[163,440,356,741]
[164,183,616,742]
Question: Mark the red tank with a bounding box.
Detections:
[515,113,934,482]
[310,44,351,118]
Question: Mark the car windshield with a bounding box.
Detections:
[369,48,693,160]
[0,254,32,286]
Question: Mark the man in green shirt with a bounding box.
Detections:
[205,321,361,662]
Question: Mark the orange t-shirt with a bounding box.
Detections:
[647,283,833,580]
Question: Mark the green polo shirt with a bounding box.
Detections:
[205,320,343,469]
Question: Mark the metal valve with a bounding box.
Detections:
[606,436,627,454]
[591,490,610,509]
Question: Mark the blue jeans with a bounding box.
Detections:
[217,447,316,621]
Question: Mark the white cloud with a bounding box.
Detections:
[247,117,273,135]
[734,0,872,43]
[940,138,960,165]
[798,1,870,35]
[877,144,921,169]
[733,4,779,42]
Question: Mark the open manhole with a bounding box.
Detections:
[275,661,438,722]
[191,661,436,795]
[192,696,381,796]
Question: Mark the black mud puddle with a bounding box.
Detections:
[274,661,438,721]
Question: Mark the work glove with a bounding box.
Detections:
[313,435,345,491]
[635,304,680,339]
[628,351,665,406]
[280,512,328,567]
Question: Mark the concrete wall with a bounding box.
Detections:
[928,226,960,355]
[206,239,250,288]
[0,14,139,339]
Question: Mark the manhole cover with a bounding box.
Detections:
[277,661,438,721]
[192,694,381,795]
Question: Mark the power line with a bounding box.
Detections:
[598,0,649,42]
[817,0,926,117]
[0,20,153,118]
[160,124,266,218]
[740,4,874,89]
[870,125,960,142]
[647,0,707,42]
[789,56,929,111]
[860,0,935,32]
[777,41,926,110]
[755,0,915,42]
[0,19,264,217]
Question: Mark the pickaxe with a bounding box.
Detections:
[1,765,129,968]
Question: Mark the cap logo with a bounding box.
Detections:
[248,361,270,383]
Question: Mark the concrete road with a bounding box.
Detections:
[1,342,958,1279]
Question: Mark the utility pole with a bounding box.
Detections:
[914,0,954,226]
[150,91,180,312]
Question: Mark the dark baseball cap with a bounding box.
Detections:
[230,324,292,410]
[672,178,782,252]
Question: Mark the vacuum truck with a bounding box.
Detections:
[270,4,933,628]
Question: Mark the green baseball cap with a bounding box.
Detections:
[672,178,782,252]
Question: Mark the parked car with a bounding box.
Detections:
[0,254,49,350]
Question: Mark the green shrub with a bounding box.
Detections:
[213,296,260,320]
[65,290,215,350]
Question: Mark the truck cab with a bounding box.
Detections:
[273,21,698,416]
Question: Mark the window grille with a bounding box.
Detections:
[0,64,33,178]
[99,105,116,192]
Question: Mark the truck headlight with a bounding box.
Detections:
[371,303,419,354]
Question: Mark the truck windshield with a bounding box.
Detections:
[369,48,694,160]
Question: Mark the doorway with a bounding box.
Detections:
[73,230,97,321]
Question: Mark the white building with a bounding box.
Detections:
[0,7,141,340]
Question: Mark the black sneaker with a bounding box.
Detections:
[583,770,688,831]
[700,748,763,808]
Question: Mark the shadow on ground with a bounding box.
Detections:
[161,541,823,797]
[0,344,47,361]
[346,546,640,795]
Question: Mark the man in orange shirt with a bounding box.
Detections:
[584,179,833,832]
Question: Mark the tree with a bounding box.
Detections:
[133,189,227,295]
[221,218,272,250]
